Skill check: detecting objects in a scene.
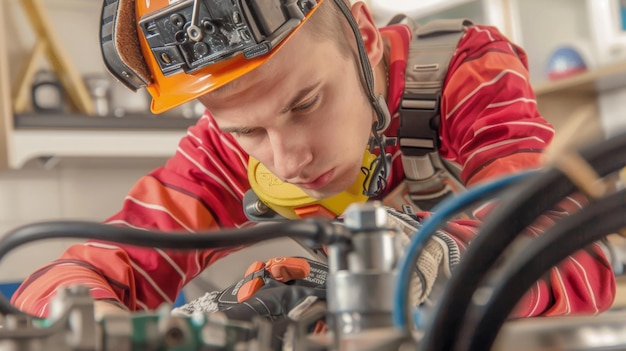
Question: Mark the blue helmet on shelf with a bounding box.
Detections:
[546,46,588,80]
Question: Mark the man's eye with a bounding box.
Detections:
[233,128,257,137]
[293,94,320,112]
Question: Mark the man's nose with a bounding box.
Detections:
[269,133,313,182]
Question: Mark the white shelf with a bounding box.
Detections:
[533,60,626,97]
[8,129,186,169]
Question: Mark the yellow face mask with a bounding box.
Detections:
[247,151,377,220]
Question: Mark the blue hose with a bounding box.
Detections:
[392,171,536,329]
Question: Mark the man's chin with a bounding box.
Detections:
[299,166,362,200]
[300,188,340,201]
[300,180,355,200]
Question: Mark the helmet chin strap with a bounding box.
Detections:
[332,0,392,197]
[361,105,391,197]
[374,93,392,133]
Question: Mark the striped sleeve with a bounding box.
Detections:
[427,192,615,318]
[12,114,253,317]
[436,25,615,316]
[438,25,555,185]
[512,193,615,317]
[468,193,615,317]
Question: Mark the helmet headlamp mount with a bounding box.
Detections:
[138,0,316,77]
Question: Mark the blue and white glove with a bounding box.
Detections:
[385,206,461,305]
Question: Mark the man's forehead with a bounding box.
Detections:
[208,50,284,100]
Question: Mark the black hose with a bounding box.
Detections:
[0,219,339,316]
[395,171,536,330]
[418,132,626,351]
[459,187,626,351]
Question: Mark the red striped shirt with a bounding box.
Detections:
[12,24,614,318]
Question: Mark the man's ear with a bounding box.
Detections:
[350,2,384,66]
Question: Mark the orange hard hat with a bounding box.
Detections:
[101,0,323,114]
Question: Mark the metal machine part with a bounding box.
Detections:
[0,285,97,351]
[7,287,626,351]
[492,311,626,351]
[327,202,399,340]
[3,202,626,350]
[0,285,274,351]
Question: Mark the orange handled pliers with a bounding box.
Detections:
[237,257,312,303]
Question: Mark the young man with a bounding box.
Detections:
[12,0,614,319]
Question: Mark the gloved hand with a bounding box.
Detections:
[385,206,461,305]
[220,278,325,322]
[216,259,328,350]
[215,257,328,309]
[233,256,316,304]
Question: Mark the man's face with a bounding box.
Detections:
[199,30,374,199]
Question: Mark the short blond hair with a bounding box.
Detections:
[304,0,353,57]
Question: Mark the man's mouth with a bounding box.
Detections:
[297,169,335,190]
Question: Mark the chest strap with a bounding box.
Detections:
[392,19,473,210]
[398,18,473,182]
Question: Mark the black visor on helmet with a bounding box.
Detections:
[138,0,318,77]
